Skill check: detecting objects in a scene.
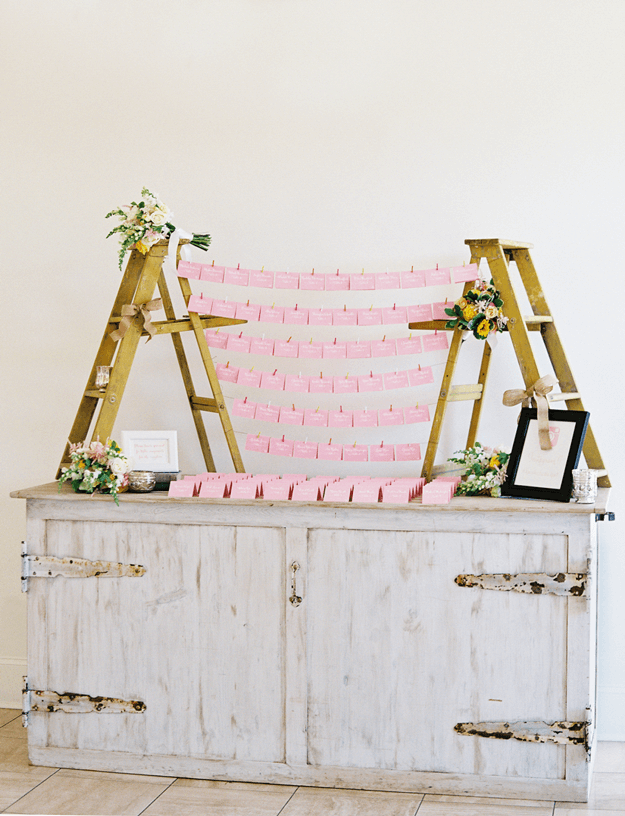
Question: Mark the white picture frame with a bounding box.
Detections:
[120,431,179,473]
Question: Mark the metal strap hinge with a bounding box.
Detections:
[22,679,146,726]
[21,542,146,592]
[455,719,588,748]
[455,572,587,597]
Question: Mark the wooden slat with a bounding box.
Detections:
[448,384,483,402]
[190,397,219,412]
[465,238,534,250]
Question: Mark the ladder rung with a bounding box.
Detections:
[108,317,246,335]
[448,384,483,402]
[191,397,220,413]
[547,392,581,402]
[524,315,553,326]
[84,390,106,399]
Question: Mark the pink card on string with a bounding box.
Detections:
[236,302,261,321]
[333,375,357,394]
[205,330,228,349]
[300,272,325,291]
[381,484,411,503]
[408,366,434,386]
[396,336,423,355]
[177,261,201,279]
[308,309,333,326]
[275,272,300,289]
[249,337,275,355]
[333,308,358,326]
[350,273,375,290]
[226,333,251,353]
[404,404,430,423]
[358,308,383,326]
[326,272,350,291]
[274,339,299,358]
[168,480,195,497]
[237,368,262,388]
[249,269,274,288]
[285,373,310,392]
[284,306,309,325]
[432,302,451,320]
[407,303,433,322]
[370,444,395,463]
[198,481,228,499]
[318,442,343,461]
[259,304,284,324]
[375,271,401,290]
[352,482,381,502]
[298,340,323,359]
[353,409,378,427]
[293,440,319,459]
[279,406,305,425]
[347,341,371,359]
[232,398,256,419]
[211,300,237,319]
[400,269,426,288]
[425,267,451,286]
[452,263,479,283]
[268,437,295,457]
[323,341,347,359]
[263,478,292,498]
[328,409,353,428]
[371,338,397,357]
[343,444,369,462]
[187,294,213,314]
[422,332,449,352]
[309,375,333,394]
[255,403,280,423]
[200,264,225,283]
[216,363,239,383]
[323,482,352,502]
[384,370,410,390]
[304,408,328,427]
[224,267,250,286]
[245,434,270,453]
[358,373,384,392]
[291,482,321,500]
[260,371,285,390]
[382,305,408,324]
[379,407,404,426]
[395,443,422,461]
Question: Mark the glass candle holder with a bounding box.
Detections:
[95,366,111,391]
[571,469,597,504]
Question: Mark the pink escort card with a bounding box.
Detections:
[293,440,319,459]
[259,304,284,324]
[250,337,275,356]
[291,482,322,501]
[371,338,397,357]
[205,330,228,349]
[268,437,295,457]
[353,409,378,427]
[284,306,309,325]
[309,375,333,394]
[284,374,310,392]
[308,308,333,326]
[216,363,239,383]
[230,480,260,499]
[333,308,358,326]
[255,403,280,423]
[358,372,384,392]
[358,307,383,326]
[168,480,195,497]
[274,339,299,358]
[381,484,411,503]
[224,267,250,286]
[377,272,401,289]
[237,368,262,388]
[325,271,350,291]
[352,482,382,503]
[260,370,285,390]
[298,340,323,359]
[404,404,430,424]
[318,442,343,460]
[395,443,422,461]
[396,336,423,355]
[408,366,434,386]
[245,434,270,453]
[176,260,201,279]
[323,340,347,359]
[226,333,251,353]
[432,301,451,320]
[382,305,407,324]
[333,375,358,394]
[304,408,328,426]
[425,267,451,286]
[422,332,449,352]
[232,398,256,419]
[421,479,454,504]
[198,480,228,499]
[275,271,300,289]
[187,294,213,314]
[280,406,305,425]
[236,302,261,321]
[200,264,225,283]
[328,408,353,428]
[262,479,291,500]
[400,269,426,288]
[370,443,395,462]
[452,263,479,283]
[347,341,371,359]
[299,272,325,291]
[211,299,237,319]
[249,268,274,288]
[407,303,433,322]
[350,272,375,290]
[343,444,369,462]
[323,482,353,502]
[383,371,410,390]
[379,407,404,426]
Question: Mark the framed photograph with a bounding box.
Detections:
[120,431,179,473]
[501,408,589,502]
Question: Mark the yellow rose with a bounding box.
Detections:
[462,304,478,321]
[135,241,149,254]
[476,319,491,337]
[457,297,468,310]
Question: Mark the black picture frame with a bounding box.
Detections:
[501,407,590,502]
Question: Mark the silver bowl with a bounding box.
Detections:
[128,470,157,492]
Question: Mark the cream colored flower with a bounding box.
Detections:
[484,303,498,319]
[149,209,168,226]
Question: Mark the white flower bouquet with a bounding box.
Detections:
[447,442,510,496]
[58,439,129,505]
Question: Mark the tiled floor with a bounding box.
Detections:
[0,709,623,815]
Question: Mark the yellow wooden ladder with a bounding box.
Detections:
[410,238,610,487]
[57,240,246,478]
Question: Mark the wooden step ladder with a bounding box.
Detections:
[57,240,246,478]
[410,238,610,487]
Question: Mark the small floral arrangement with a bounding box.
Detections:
[448,442,511,496]
[58,439,129,505]
[444,279,508,339]
[106,187,211,269]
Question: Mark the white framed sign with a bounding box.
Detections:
[121,431,179,472]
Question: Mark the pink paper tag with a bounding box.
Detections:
[256,403,280,423]
[346,341,371,358]
[323,482,352,502]
[216,363,239,383]
[291,482,321,500]
[326,272,350,291]
[232,398,256,418]
[284,306,309,325]
[383,370,410,390]
[293,440,319,459]
[381,484,411,503]
[370,444,395,463]
[309,376,333,394]
[404,404,430,423]
[263,479,292,498]
[205,330,228,349]
[396,336,423,355]
[425,267,451,286]
[421,480,453,504]
[382,305,408,324]
[275,272,300,289]
[230,481,260,499]
[260,371,285,390]
[274,339,299,358]
[408,366,434,386]
[407,303,433,322]
[177,261,202,279]
[308,309,333,326]
[353,409,378,427]
[237,368,262,388]
[279,406,305,425]
[452,263,479,283]
[298,340,323,359]
[226,333,251,353]
[333,308,358,326]
[187,294,213,314]
[282,473,308,484]
[352,483,381,502]
[299,272,325,291]
[343,444,369,462]
[400,269,426,288]
[358,308,383,326]
[323,341,347,359]
[268,437,295,457]
[333,375,358,394]
[224,267,250,286]
[318,442,343,461]
[375,272,401,290]
[200,264,225,283]
[358,373,384,392]
[198,481,228,498]
[395,443,422,461]
[285,374,310,392]
[236,302,261,321]
[422,332,449,352]
[432,301,451,320]
[249,337,275,356]
[249,269,274,288]
[259,304,284,324]
[328,409,353,427]
[245,433,270,453]
[304,408,328,426]
[168,480,195,497]
[211,300,237,319]
[379,407,404,426]
[371,338,397,357]
[350,273,375,290]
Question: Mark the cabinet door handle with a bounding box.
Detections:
[289,561,302,607]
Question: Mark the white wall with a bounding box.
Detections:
[2,0,623,737]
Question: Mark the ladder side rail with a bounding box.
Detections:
[466,341,492,450]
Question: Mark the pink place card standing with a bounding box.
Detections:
[408,366,434,386]
[260,371,285,390]
[308,309,333,326]
[404,404,431,423]
[328,408,353,427]
[325,272,350,291]
[256,403,280,423]
[407,303,433,322]
[205,330,228,349]
[236,302,261,321]
[232,398,257,419]
[421,480,453,504]
[379,407,404,426]
[318,442,343,461]
[237,368,262,388]
[425,267,451,287]
[263,478,292,499]
[309,375,333,394]
[226,333,251,353]
[299,272,325,290]
[343,444,369,462]
[216,363,239,383]
[358,307,383,326]
[432,301,451,320]
[383,370,410,390]
[274,271,300,289]
[370,444,395,463]
[382,305,408,324]
[333,308,358,326]
[323,482,353,502]
[268,437,295,457]
[375,272,401,290]
[291,482,322,501]
[396,335,423,355]
[200,264,225,283]
[187,294,213,314]
[211,299,237,319]
[230,480,260,499]
[351,482,382,502]
[224,267,250,286]
[422,332,449,352]
[249,269,274,288]
[347,341,371,359]
[293,440,319,459]
[259,304,284,324]
[282,473,308,484]
[177,260,202,279]
[298,340,323,359]
[333,375,358,394]
[353,409,378,427]
[323,341,347,359]
[198,480,228,498]
[400,269,426,288]
[381,484,411,503]
[350,273,375,290]
[304,408,328,427]
[249,336,275,355]
[245,433,270,453]
[283,306,309,325]
[437,476,462,491]
[371,338,397,357]
[285,373,310,392]
[452,263,479,283]
[168,480,195,497]
[279,406,305,425]
[358,372,384,392]
[395,443,422,461]
[274,339,299,358]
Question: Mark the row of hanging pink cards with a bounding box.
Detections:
[244,435,421,461]
[215,364,435,392]
[232,399,430,427]
[189,296,454,326]
[420,476,462,504]
[206,330,447,356]
[169,473,427,503]
[178,261,479,289]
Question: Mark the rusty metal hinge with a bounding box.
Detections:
[21,542,146,592]
[455,572,587,597]
[22,679,146,726]
[455,719,588,748]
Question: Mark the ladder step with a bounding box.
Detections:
[191,397,220,413]
[547,392,581,402]
[408,316,551,332]
[448,384,483,402]
[108,316,246,335]
[84,390,106,399]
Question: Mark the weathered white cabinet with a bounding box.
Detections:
[13,483,607,802]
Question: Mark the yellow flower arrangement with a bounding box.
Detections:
[445,279,508,340]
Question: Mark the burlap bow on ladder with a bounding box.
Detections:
[109,299,163,343]
[502,374,558,450]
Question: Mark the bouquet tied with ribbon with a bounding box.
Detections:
[58,439,129,505]
[447,442,511,496]
[445,279,508,340]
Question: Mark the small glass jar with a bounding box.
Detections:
[571,469,597,504]
[128,470,157,492]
